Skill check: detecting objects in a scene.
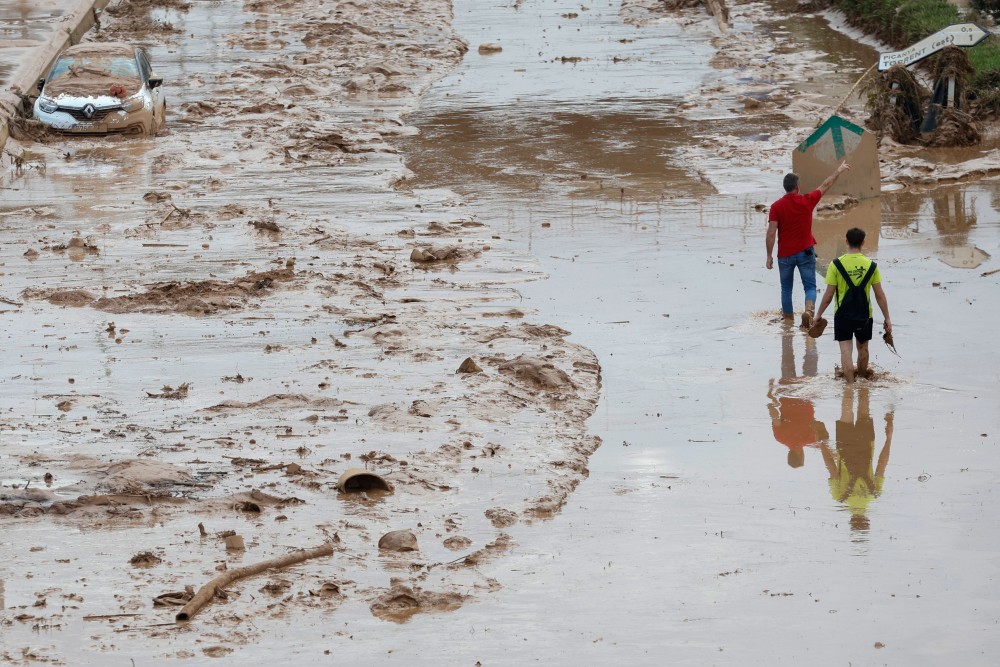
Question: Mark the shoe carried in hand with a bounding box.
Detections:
[807,317,828,338]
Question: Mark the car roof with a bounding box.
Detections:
[61,43,138,59]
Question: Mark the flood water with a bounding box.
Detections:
[1,0,999,664]
[393,0,1000,663]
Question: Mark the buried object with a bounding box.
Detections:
[378,529,418,552]
[336,468,392,493]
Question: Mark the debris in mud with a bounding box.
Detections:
[146,383,190,399]
[250,219,281,233]
[457,357,483,374]
[130,551,163,568]
[143,191,172,203]
[90,268,295,316]
[336,468,391,493]
[498,355,573,392]
[443,536,472,550]
[369,580,466,622]
[409,244,481,264]
[153,587,194,607]
[224,535,246,551]
[863,66,925,144]
[926,108,981,147]
[176,542,335,621]
[882,329,900,357]
[485,508,518,528]
[478,43,502,54]
[308,582,342,598]
[23,288,97,308]
[378,530,418,552]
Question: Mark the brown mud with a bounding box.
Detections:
[1,0,999,664]
[0,0,599,662]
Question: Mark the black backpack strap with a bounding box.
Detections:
[858,262,877,289]
[832,258,854,286]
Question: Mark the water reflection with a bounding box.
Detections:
[820,385,893,535]
[883,185,991,267]
[766,330,827,468]
[813,198,881,270]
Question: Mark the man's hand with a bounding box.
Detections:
[883,318,892,335]
[817,161,851,195]
[766,256,773,270]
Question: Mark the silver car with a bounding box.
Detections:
[34,42,165,135]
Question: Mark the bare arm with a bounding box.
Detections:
[814,284,837,320]
[876,412,893,478]
[765,219,778,269]
[816,161,851,196]
[872,283,891,333]
[820,444,838,479]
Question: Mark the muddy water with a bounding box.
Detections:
[391,1,1000,664]
[0,1,999,665]
[0,0,83,86]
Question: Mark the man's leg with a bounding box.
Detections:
[839,339,856,383]
[798,249,818,329]
[857,341,870,379]
[778,256,795,317]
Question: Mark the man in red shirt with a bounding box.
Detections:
[766,161,851,328]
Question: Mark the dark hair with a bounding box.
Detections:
[846,227,866,248]
[782,173,799,193]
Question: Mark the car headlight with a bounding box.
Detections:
[121,96,145,112]
[38,98,58,114]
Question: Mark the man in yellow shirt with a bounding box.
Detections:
[814,228,892,383]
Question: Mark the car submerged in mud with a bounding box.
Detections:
[33,42,165,135]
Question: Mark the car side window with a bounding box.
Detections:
[137,50,153,82]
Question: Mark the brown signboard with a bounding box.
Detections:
[792,115,880,200]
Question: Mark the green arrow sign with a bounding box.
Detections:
[797,115,866,162]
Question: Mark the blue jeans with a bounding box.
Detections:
[778,247,817,315]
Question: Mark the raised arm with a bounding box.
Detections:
[816,161,851,196]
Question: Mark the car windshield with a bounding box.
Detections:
[45,53,141,98]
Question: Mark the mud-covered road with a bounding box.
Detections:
[2,0,1000,664]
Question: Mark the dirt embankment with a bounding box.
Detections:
[0,0,601,656]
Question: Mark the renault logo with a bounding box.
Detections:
[83,103,96,119]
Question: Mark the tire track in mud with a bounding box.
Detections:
[0,0,601,659]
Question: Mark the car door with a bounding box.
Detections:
[137,49,164,122]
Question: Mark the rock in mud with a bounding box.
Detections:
[378,530,418,552]
[457,357,482,374]
[478,42,502,54]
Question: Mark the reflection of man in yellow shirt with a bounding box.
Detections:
[821,385,893,532]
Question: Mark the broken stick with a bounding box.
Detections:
[175,542,334,621]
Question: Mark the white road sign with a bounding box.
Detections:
[878,23,992,71]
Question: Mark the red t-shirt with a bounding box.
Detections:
[771,397,818,448]
[769,190,822,258]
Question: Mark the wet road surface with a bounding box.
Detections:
[1,0,999,664]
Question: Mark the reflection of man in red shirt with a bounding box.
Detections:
[767,332,828,468]
[768,390,829,468]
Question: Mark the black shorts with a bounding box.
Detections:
[834,314,873,342]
